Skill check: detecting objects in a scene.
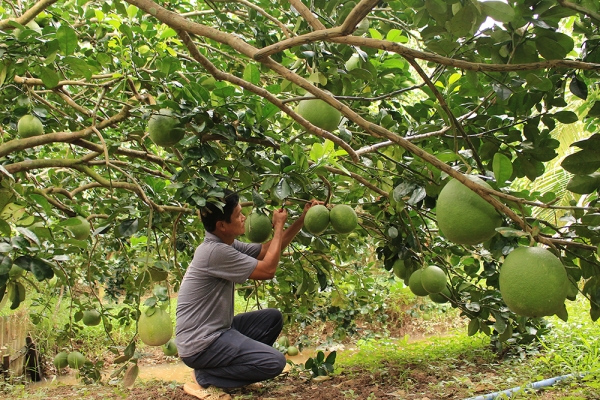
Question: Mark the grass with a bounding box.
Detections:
[335,294,600,399]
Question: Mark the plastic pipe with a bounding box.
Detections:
[463,373,582,400]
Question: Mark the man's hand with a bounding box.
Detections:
[302,199,323,215]
[272,207,288,229]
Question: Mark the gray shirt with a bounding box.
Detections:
[175,232,261,357]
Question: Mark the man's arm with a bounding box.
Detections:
[256,200,320,261]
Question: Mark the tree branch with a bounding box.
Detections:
[557,0,600,23]
[287,0,326,30]
[0,106,131,158]
[0,0,58,29]
[178,31,360,162]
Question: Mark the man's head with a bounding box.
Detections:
[200,189,241,233]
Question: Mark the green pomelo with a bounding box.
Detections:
[162,339,178,357]
[329,204,358,234]
[147,109,185,147]
[436,176,503,245]
[277,335,290,348]
[499,246,569,318]
[392,259,406,279]
[296,97,341,132]
[17,114,44,138]
[287,345,299,356]
[53,351,69,369]
[421,265,447,294]
[429,286,451,303]
[408,269,429,297]
[68,216,90,240]
[82,309,102,326]
[304,205,330,235]
[245,212,273,243]
[67,351,86,369]
[138,307,173,346]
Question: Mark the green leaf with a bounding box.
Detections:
[243,64,261,85]
[39,66,60,89]
[467,318,479,336]
[64,56,93,80]
[525,74,553,91]
[566,173,600,194]
[13,255,54,281]
[275,178,292,199]
[56,25,78,55]
[325,350,336,365]
[481,1,515,23]
[553,111,578,124]
[492,152,513,186]
[0,255,11,275]
[535,36,568,60]
[252,189,267,208]
[449,5,476,37]
[569,76,588,100]
[117,219,139,237]
[561,149,600,175]
[0,219,11,237]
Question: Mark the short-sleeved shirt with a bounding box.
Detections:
[175,232,261,358]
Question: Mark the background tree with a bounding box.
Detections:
[0,0,599,379]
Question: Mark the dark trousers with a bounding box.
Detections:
[181,308,287,389]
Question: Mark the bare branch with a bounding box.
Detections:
[287,0,326,30]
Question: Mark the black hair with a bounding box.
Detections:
[200,189,239,232]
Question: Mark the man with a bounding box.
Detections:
[176,189,317,400]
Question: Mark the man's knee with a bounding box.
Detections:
[264,351,287,378]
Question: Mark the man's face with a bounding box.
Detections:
[221,204,246,237]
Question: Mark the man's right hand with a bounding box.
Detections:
[272,207,288,229]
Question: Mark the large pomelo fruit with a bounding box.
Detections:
[138,307,173,346]
[17,114,44,138]
[53,351,69,370]
[304,205,330,235]
[82,309,102,326]
[499,246,569,318]
[421,265,447,294]
[408,269,429,296]
[245,211,273,243]
[67,351,87,369]
[329,204,358,234]
[68,216,90,240]
[147,109,185,147]
[436,176,502,245]
[296,96,341,132]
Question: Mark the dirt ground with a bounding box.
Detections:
[7,307,586,399]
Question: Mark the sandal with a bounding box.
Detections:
[183,382,231,400]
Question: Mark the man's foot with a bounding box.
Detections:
[183,382,231,400]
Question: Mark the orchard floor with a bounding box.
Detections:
[15,323,589,400]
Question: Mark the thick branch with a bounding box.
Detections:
[287,0,326,30]
[0,0,58,29]
[0,106,130,158]
[339,0,379,35]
